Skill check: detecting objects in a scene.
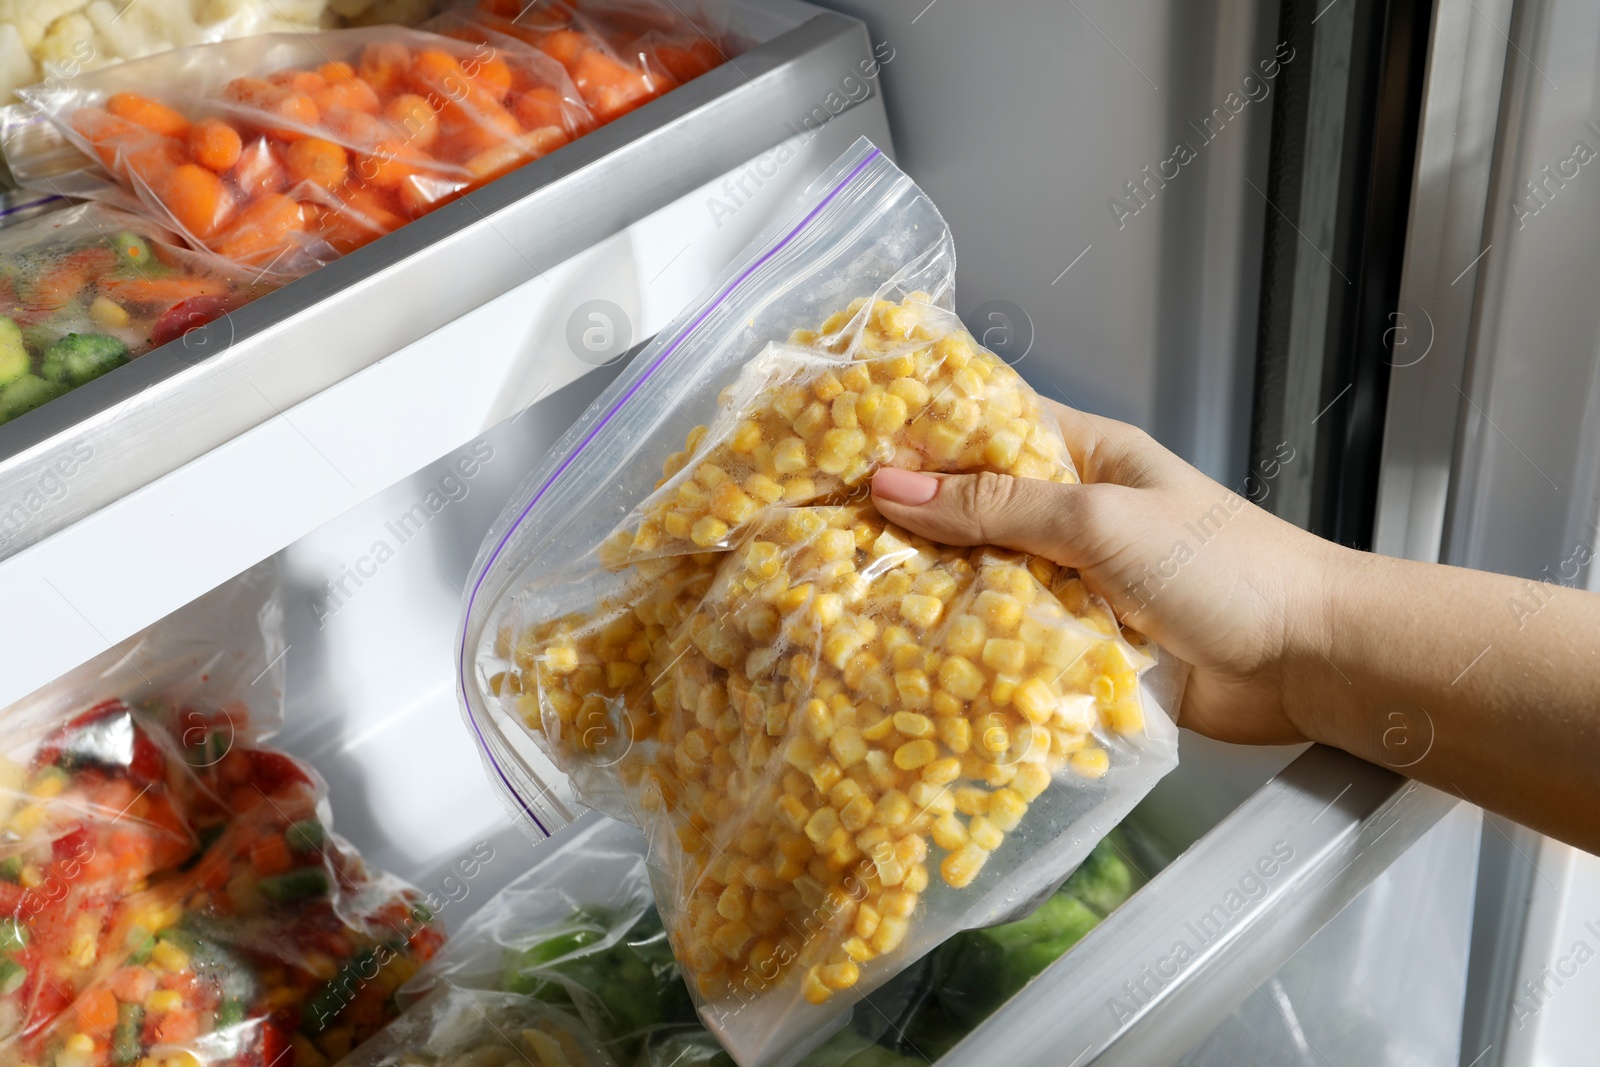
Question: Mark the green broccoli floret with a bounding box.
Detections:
[0,317,28,388]
[1062,833,1140,917]
[929,891,1103,1033]
[112,231,156,271]
[503,905,696,1061]
[40,332,128,387]
[0,374,68,424]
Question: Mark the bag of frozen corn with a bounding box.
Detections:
[457,138,1182,1066]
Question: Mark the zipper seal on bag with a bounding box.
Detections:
[459,146,886,836]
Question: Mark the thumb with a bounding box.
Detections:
[869,467,1101,569]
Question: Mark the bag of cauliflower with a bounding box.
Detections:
[456,138,1182,1067]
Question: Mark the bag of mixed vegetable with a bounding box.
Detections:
[0,201,270,425]
[0,565,446,1067]
[457,139,1185,1066]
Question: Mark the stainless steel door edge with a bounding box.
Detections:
[1371,0,1514,563]
[937,745,1458,1067]
[0,10,876,560]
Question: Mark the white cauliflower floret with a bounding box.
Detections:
[0,24,39,104]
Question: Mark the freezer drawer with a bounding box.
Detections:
[0,2,892,713]
[942,747,1457,1066]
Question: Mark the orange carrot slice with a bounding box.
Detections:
[163,163,233,239]
[285,137,349,189]
[212,193,305,265]
[382,93,439,149]
[106,91,190,138]
[100,273,229,306]
[189,118,243,172]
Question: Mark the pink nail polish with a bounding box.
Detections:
[872,468,938,505]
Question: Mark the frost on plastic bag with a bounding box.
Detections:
[0,565,445,1064]
[334,986,617,1067]
[441,0,748,124]
[0,201,274,425]
[9,27,592,277]
[458,140,1180,1066]
[403,819,695,1063]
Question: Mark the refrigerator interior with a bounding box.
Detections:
[0,0,1516,1063]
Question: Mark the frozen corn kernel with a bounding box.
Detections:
[802,965,834,1004]
[953,786,990,815]
[819,960,860,990]
[892,711,935,739]
[941,844,988,889]
[1013,677,1057,725]
[969,815,1004,851]
[870,915,909,955]
[981,638,1028,676]
[987,788,1027,832]
[1107,698,1146,736]
[711,482,758,525]
[730,419,763,452]
[974,590,1024,634]
[894,739,937,770]
[1071,747,1110,779]
[875,790,913,827]
[894,669,931,709]
[690,516,729,547]
[899,594,945,630]
[932,813,969,850]
[1012,762,1053,801]
[773,437,808,474]
[922,757,962,786]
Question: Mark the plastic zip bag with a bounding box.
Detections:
[0,201,273,425]
[0,564,286,1049]
[439,0,748,124]
[0,565,446,1066]
[400,818,694,1062]
[332,985,618,1067]
[457,139,1181,1066]
[8,27,592,278]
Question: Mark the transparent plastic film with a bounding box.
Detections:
[9,27,593,278]
[0,565,445,1065]
[0,201,273,426]
[439,0,749,125]
[331,986,618,1067]
[459,140,1179,1066]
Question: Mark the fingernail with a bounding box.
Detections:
[872,467,939,505]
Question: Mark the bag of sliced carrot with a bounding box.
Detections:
[435,0,750,124]
[6,27,595,278]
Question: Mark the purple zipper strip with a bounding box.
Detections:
[458,146,884,836]
[0,195,64,220]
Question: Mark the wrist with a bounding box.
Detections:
[1279,535,1365,750]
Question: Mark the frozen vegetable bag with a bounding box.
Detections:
[8,26,592,278]
[457,138,1181,1066]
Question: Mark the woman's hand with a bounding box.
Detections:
[870,398,1340,747]
[872,397,1600,853]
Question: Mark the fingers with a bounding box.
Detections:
[1038,396,1183,489]
[871,467,1104,570]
